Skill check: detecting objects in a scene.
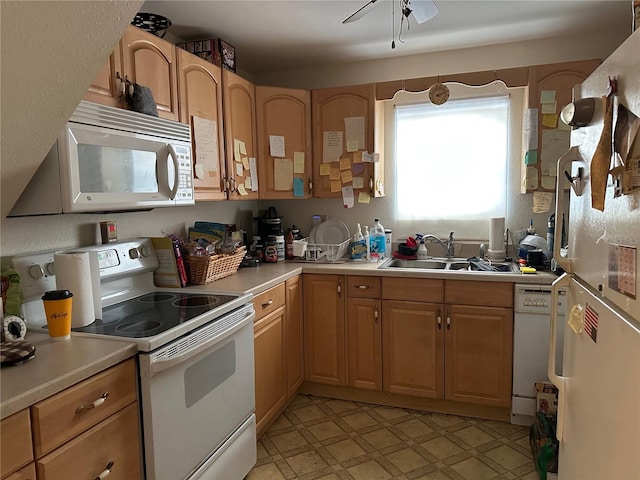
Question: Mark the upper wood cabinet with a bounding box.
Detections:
[177,48,226,201]
[222,70,259,200]
[84,26,179,121]
[522,59,600,192]
[311,83,384,199]
[256,86,313,199]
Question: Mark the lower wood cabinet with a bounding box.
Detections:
[253,276,304,438]
[347,297,382,390]
[3,463,36,480]
[1,409,33,479]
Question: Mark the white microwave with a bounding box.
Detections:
[9,101,194,216]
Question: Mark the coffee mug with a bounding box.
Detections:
[42,290,73,341]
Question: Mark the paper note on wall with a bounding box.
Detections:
[244,177,252,191]
[352,176,364,189]
[330,180,342,193]
[542,114,559,128]
[526,166,539,190]
[533,191,554,213]
[320,164,331,176]
[249,157,259,191]
[329,166,340,180]
[340,157,351,170]
[342,186,355,208]
[235,161,243,177]
[352,163,364,175]
[233,138,242,163]
[274,158,293,191]
[192,116,219,180]
[541,176,556,190]
[323,131,343,163]
[293,152,305,173]
[341,170,353,184]
[541,102,557,114]
[345,116,365,151]
[239,140,247,155]
[242,157,250,169]
[358,191,371,204]
[525,151,538,165]
[237,184,248,196]
[362,152,379,163]
[269,135,286,157]
[540,90,556,104]
[524,108,539,151]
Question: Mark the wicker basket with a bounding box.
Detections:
[184,246,246,285]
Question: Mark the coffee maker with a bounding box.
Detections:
[257,206,283,240]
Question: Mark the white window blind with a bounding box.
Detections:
[395,95,509,232]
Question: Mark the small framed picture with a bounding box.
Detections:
[219,39,236,72]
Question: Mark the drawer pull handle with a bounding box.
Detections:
[355,285,371,289]
[261,299,273,308]
[76,392,109,413]
[94,461,114,480]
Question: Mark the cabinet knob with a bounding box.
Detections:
[446,312,451,330]
[355,284,371,289]
[374,308,379,323]
[94,461,114,480]
[261,299,273,308]
[308,178,313,193]
[76,392,109,413]
[437,309,442,329]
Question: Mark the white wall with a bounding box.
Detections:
[0,2,629,258]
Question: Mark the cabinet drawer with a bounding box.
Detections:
[346,276,380,298]
[36,402,142,480]
[31,359,137,458]
[3,463,36,480]
[445,280,513,307]
[253,283,285,321]
[1,409,33,478]
[382,277,444,303]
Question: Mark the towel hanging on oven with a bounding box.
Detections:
[126,82,158,117]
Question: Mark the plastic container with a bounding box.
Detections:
[264,236,278,263]
[285,229,295,260]
[385,229,392,255]
[275,235,285,261]
[417,240,429,259]
[369,219,386,262]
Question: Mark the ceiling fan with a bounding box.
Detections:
[342,0,439,25]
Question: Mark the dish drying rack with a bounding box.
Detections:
[295,238,350,263]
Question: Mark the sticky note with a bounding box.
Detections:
[341,169,353,183]
[293,177,304,197]
[330,180,341,193]
[329,167,340,180]
[293,151,305,173]
[352,163,364,175]
[237,184,248,196]
[320,164,331,176]
[340,157,351,170]
[525,151,538,165]
[358,192,371,204]
[352,176,364,189]
[542,114,558,128]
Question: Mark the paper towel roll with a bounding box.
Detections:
[488,217,506,260]
[54,252,99,328]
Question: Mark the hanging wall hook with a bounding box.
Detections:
[564,167,584,196]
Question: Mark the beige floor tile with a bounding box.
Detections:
[257,440,270,459]
[414,470,455,480]
[395,418,434,438]
[450,457,499,480]
[346,459,392,480]
[485,445,531,470]
[246,462,287,480]
[307,420,346,442]
[518,470,540,480]
[325,399,358,413]
[429,413,465,428]
[285,450,329,476]
[342,411,378,430]
[293,404,328,424]
[384,447,430,473]
[362,427,402,450]
[325,438,366,462]
[270,414,294,431]
[373,405,409,420]
[314,475,341,480]
[270,430,309,453]
[453,426,494,447]
[421,437,464,460]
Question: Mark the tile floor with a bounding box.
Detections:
[246,394,539,480]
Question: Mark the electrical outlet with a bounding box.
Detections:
[312,215,328,225]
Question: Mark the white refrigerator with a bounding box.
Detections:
[549,29,640,479]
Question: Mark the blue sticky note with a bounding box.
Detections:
[293,177,304,197]
[525,150,538,165]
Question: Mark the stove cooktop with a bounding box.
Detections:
[72,292,239,339]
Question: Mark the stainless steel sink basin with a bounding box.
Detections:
[380,259,447,269]
[378,257,520,273]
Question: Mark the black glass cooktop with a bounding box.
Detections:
[72,292,238,339]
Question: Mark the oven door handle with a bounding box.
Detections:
[147,310,254,377]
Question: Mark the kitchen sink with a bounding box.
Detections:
[378,257,521,273]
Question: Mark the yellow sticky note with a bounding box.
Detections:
[237,184,248,196]
[346,139,359,153]
[353,151,363,163]
[330,166,340,180]
[358,192,371,204]
[239,140,247,155]
[330,180,342,193]
[542,114,558,128]
[340,157,351,170]
[293,151,305,174]
[242,157,250,169]
[320,164,331,176]
[341,169,353,183]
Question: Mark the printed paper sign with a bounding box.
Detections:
[269,135,286,157]
[323,131,343,163]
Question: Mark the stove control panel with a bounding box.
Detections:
[73,238,159,280]
[515,284,566,315]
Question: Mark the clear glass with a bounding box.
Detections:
[78,144,158,193]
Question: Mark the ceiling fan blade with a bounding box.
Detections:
[342,0,381,24]
[410,0,439,24]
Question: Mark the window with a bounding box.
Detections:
[391,85,515,239]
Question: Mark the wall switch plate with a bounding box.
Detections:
[312,215,327,225]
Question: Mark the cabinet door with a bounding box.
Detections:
[256,86,312,199]
[382,300,444,398]
[285,276,304,396]
[347,298,382,390]
[445,304,513,407]
[312,84,383,198]
[36,403,142,480]
[177,48,227,201]
[303,274,345,385]
[254,305,287,436]
[0,409,33,478]
[3,463,36,480]
[83,45,123,108]
[222,69,259,200]
[121,26,178,121]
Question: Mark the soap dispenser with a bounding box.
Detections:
[416,239,428,260]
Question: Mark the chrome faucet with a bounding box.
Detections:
[420,232,455,258]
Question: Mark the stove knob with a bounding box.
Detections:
[129,248,140,259]
[29,264,44,279]
[140,246,151,257]
[45,262,55,276]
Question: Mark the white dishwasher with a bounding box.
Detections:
[511,284,566,426]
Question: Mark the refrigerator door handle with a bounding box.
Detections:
[554,146,582,273]
[549,273,572,442]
